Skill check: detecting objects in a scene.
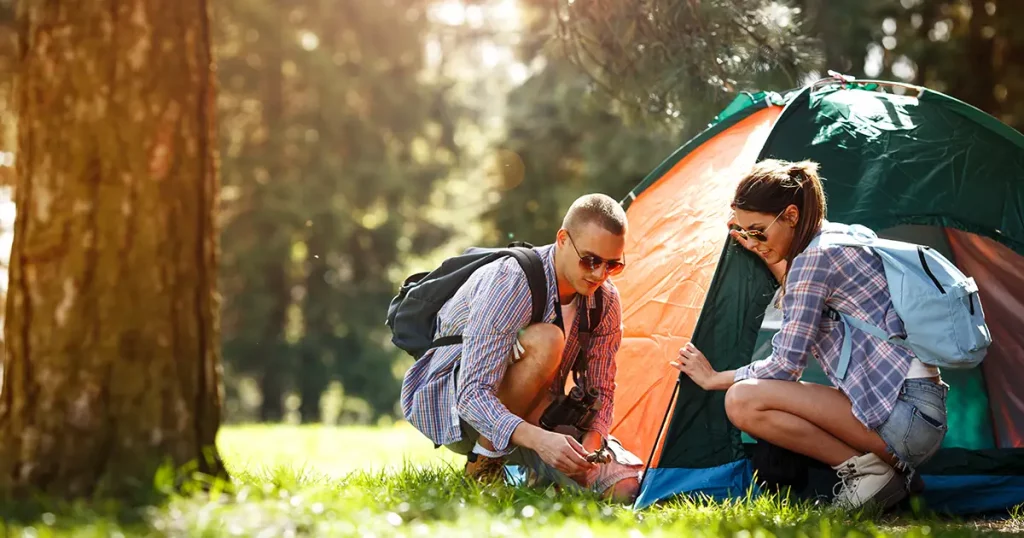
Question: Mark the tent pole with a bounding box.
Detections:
[639,376,681,492]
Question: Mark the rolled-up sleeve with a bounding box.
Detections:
[735,248,834,383]
[583,285,622,439]
[455,261,533,452]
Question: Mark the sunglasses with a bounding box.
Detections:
[566,232,626,276]
[730,210,783,243]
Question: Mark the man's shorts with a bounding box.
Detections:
[446,420,645,494]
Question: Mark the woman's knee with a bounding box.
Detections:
[724,381,761,430]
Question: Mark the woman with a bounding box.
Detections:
[671,159,948,511]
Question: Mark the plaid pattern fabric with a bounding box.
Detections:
[400,243,622,453]
[735,223,915,430]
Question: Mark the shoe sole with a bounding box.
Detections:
[835,472,909,511]
[871,472,910,510]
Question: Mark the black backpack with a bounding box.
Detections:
[386,242,548,359]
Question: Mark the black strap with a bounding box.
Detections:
[551,288,603,389]
[823,307,840,321]
[505,247,547,325]
[430,335,463,348]
[424,246,547,352]
[573,288,603,387]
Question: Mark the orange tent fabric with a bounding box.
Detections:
[608,106,783,465]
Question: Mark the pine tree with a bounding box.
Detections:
[0,0,223,496]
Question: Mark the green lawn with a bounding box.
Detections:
[217,422,463,477]
[0,423,1021,537]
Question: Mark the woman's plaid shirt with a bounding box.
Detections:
[735,224,917,430]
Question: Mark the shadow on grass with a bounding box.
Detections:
[0,459,231,533]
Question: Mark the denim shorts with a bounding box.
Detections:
[875,378,949,473]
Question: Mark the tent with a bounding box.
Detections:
[607,75,1024,514]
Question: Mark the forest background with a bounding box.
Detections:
[0,0,1017,429]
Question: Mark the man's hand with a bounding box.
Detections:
[517,426,596,477]
[566,431,606,486]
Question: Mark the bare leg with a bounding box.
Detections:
[474,324,639,501]
[725,379,895,467]
[604,477,639,503]
[476,323,564,452]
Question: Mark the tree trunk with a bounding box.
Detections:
[0,0,223,497]
[299,216,332,424]
[252,0,293,423]
[964,0,997,116]
[298,345,324,423]
[258,363,285,422]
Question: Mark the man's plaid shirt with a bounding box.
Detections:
[400,243,622,453]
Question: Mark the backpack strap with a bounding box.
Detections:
[825,306,910,380]
[425,247,547,352]
[505,247,547,325]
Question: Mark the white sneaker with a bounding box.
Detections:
[831,453,907,510]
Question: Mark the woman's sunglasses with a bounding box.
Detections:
[566,232,626,276]
[730,210,783,242]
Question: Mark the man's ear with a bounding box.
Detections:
[556,228,568,246]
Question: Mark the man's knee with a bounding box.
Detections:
[725,380,761,430]
[515,323,565,369]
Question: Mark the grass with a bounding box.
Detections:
[0,423,1020,537]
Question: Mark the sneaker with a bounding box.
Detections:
[465,454,506,483]
[831,453,908,510]
[906,470,926,495]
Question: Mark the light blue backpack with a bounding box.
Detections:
[807,223,992,379]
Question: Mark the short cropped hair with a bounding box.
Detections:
[561,194,627,236]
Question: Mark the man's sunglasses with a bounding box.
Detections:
[566,232,626,276]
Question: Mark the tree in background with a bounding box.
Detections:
[838,0,1024,131]
[215,0,305,423]
[543,0,823,127]
[483,55,680,243]
[0,0,223,496]
[216,0,464,422]
[546,0,1024,131]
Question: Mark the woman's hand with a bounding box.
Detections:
[670,342,734,391]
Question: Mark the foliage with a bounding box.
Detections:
[854,0,1024,131]
[3,0,1024,427]
[214,0,466,420]
[481,1,681,245]
[541,0,824,124]
[0,425,1018,537]
[483,55,680,244]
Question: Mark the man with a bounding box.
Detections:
[400,194,643,502]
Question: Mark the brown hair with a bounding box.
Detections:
[731,159,827,293]
[562,193,628,236]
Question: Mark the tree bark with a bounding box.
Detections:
[258,366,285,422]
[253,0,291,424]
[0,0,224,497]
[299,216,332,424]
[964,0,997,116]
